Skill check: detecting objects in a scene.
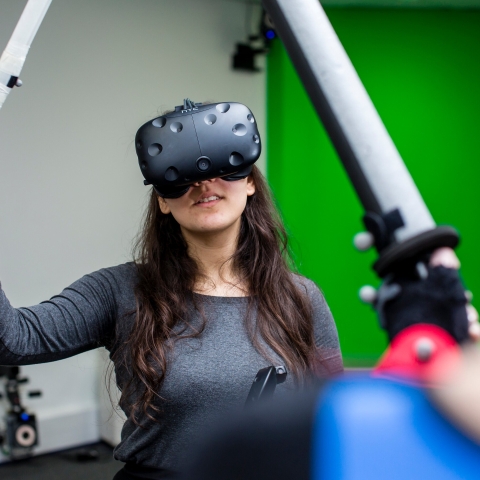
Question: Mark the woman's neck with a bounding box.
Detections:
[180,220,247,297]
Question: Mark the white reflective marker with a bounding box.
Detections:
[0,0,53,110]
[359,285,377,304]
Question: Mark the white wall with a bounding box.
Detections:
[0,0,265,460]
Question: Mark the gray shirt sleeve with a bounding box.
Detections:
[0,264,132,365]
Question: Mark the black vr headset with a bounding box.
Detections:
[135,99,262,198]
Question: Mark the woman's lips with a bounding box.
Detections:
[194,195,222,207]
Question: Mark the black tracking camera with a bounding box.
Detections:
[135,99,262,198]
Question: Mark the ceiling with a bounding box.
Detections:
[228,0,480,7]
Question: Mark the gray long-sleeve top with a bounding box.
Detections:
[0,263,342,471]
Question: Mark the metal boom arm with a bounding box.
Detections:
[262,0,458,276]
[0,0,53,110]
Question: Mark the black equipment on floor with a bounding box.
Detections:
[0,366,41,459]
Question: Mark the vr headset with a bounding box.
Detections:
[135,99,262,197]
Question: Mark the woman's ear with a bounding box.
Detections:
[246,175,256,197]
[158,196,171,214]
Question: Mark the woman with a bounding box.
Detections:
[0,106,342,479]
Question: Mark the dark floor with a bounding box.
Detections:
[0,442,123,480]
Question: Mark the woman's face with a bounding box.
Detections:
[158,176,255,235]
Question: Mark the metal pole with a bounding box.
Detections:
[0,0,53,110]
[262,0,458,275]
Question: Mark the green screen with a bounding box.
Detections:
[266,9,480,366]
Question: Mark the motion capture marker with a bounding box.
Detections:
[170,122,183,133]
[196,156,212,172]
[148,143,163,156]
[152,117,166,128]
[353,231,375,251]
[136,141,143,149]
[253,134,260,144]
[204,114,217,125]
[359,285,377,304]
[415,337,436,363]
[165,167,180,181]
[141,162,147,170]
[216,103,230,113]
[232,124,247,136]
[415,262,428,280]
[247,113,255,123]
[229,152,244,166]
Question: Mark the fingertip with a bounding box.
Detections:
[467,305,479,324]
[468,322,480,341]
[429,247,461,269]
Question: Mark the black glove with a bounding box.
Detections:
[380,266,469,344]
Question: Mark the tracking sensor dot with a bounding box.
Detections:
[152,117,166,128]
[216,103,230,113]
[253,134,260,144]
[148,143,163,156]
[232,124,247,136]
[170,122,183,133]
[204,114,217,125]
[229,152,244,166]
[165,167,180,181]
[247,114,255,123]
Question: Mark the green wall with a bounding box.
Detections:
[266,9,480,366]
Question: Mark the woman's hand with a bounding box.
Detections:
[429,247,479,342]
[377,247,475,344]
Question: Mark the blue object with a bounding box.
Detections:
[265,30,276,40]
[20,412,30,421]
[313,375,480,480]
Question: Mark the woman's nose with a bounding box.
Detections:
[192,178,217,187]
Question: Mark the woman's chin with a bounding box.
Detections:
[184,217,240,236]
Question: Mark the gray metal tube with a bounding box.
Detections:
[262,0,436,245]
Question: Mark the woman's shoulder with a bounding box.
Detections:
[71,262,138,295]
[94,261,138,281]
[290,273,325,304]
[290,272,338,345]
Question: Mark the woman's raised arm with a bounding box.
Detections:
[0,262,135,365]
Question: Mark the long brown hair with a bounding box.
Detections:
[118,166,316,424]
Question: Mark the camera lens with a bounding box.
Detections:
[196,156,212,172]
